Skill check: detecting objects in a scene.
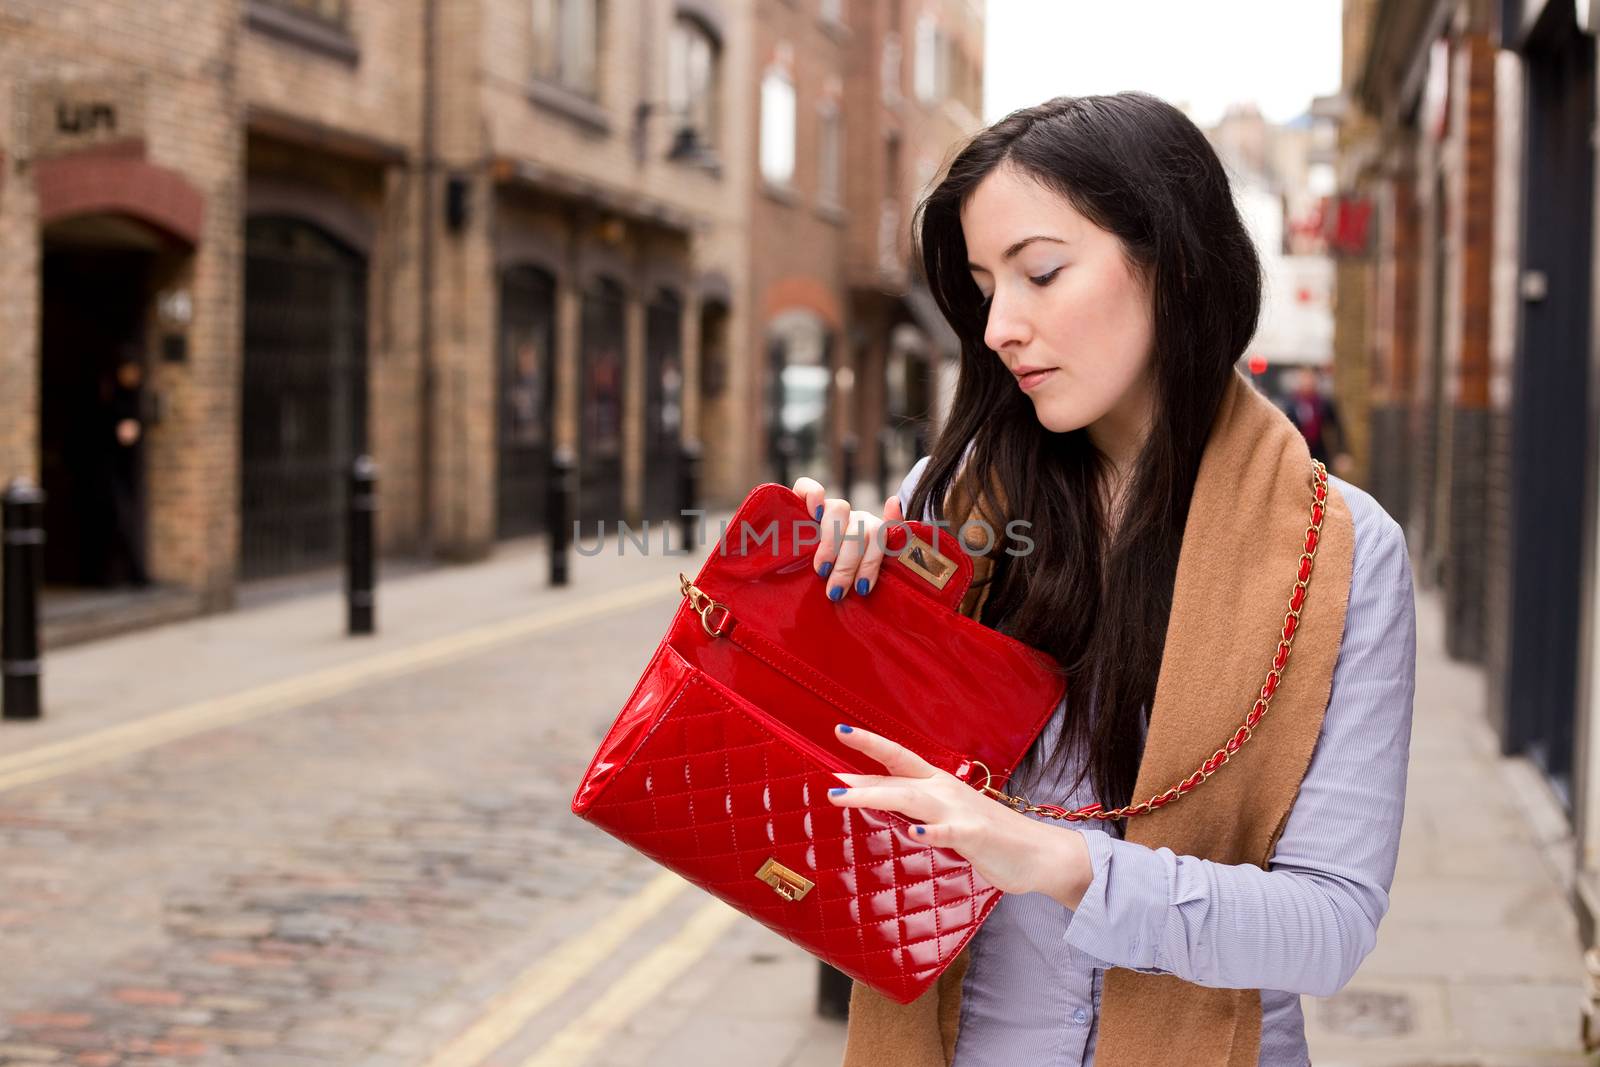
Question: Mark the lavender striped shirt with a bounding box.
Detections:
[894,458,1417,1067]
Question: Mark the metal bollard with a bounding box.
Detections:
[878,426,893,502]
[3,478,45,720]
[840,433,858,502]
[548,447,576,587]
[678,439,703,553]
[347,456,377,636]
[774,435,797,491]
[817,961,852,1020]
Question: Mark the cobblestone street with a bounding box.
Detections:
[0,529,1592,1066]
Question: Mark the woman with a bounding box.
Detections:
[791,93,1415,1066]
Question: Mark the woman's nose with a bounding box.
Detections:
[983,291,1029,353]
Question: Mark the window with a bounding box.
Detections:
[821,0,843,23]
[667,14,720,151]
[913,15,937,102]
[533,0,602,97]
[760,66,797,187]
[879,199,901,272]
[818,100,841,208]
[881,33,902,104]
[263,0,347,23]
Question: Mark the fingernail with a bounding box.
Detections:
[819,561,832,578]
[829,787,849,796]
[814,505,823,520]
[914,826,926,835]
[828,585,843,602]
[856,578,870,595]
[837,724,853,733]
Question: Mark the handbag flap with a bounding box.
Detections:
[683,484,1063,783]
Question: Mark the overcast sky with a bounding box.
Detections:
[983,1,1344,127]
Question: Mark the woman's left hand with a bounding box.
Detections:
[827,724,1095,907]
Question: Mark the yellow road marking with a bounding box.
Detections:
[517,897,743,1067]
[420,870,692,1067]
[0,578,673,793]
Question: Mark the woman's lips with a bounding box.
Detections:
[1016,368,1056,392]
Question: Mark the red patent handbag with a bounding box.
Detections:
[570,483,1066,1005]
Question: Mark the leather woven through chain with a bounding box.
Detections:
[986,458,1331,822]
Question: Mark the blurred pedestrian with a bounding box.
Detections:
[103,352,149,587]
[1283,367,1351,475]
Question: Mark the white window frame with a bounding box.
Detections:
[818,99,842,208]
[913,14,937,103]
[760,66,797,187]
[667,14,720,149]
[532,0,602,97]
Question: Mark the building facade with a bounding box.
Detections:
[1342,0,1600,1038]
[749,0,982,501]
[0,0,986,637]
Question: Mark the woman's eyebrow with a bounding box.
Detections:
[967,234,1068,272]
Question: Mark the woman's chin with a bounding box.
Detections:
[1031,400,1094,436]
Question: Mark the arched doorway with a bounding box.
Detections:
[643,288,684,520]
[497,265,557,539]
[579,277,626,526]
[241,216,369,579]
[766,309,833,487]
[883,324,935,481]
[39,216,169,588]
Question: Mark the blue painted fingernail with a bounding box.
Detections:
[856,578,870,595]
[814,505,823,520]
[914,826,926,835]
[828,585,843,602]
[837,724,853,733]
[819,561,832,578]
[829,787,849,796]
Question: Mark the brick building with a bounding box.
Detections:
[1342,0,1600,1033]
[748,0,982,500]
[0,0,248,624]
[0,0,987,637]
[0,0,427,630]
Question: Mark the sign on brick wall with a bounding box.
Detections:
[29,80,147,160]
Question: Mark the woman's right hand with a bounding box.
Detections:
[791,477,904,602]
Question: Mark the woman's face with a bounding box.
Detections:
[961,163,1156,462]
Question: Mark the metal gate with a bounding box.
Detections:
[579,278,625,527]
[241,216,369,580]
[497,266,556,538]
[643,290,684,520]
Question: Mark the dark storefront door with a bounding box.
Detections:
[766,312,832,487]
[241,216,369,580]
[643,290,684,521]
[497,266,556,539]
[39,244,153,588]
[579,278,625,527]
[1506,1,1595,809]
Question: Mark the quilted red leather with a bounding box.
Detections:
[571,483,1066,1004]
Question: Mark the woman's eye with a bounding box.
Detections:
[1029,268,1061,287]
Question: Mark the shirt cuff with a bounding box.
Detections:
[1061,827,1174,973]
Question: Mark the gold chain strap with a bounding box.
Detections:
[981,459,1331,823]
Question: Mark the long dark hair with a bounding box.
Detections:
[907,93,1262,813]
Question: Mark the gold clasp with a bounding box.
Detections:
[898,532,958,590]
[755,858,814,902]
[678,573,733,638]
